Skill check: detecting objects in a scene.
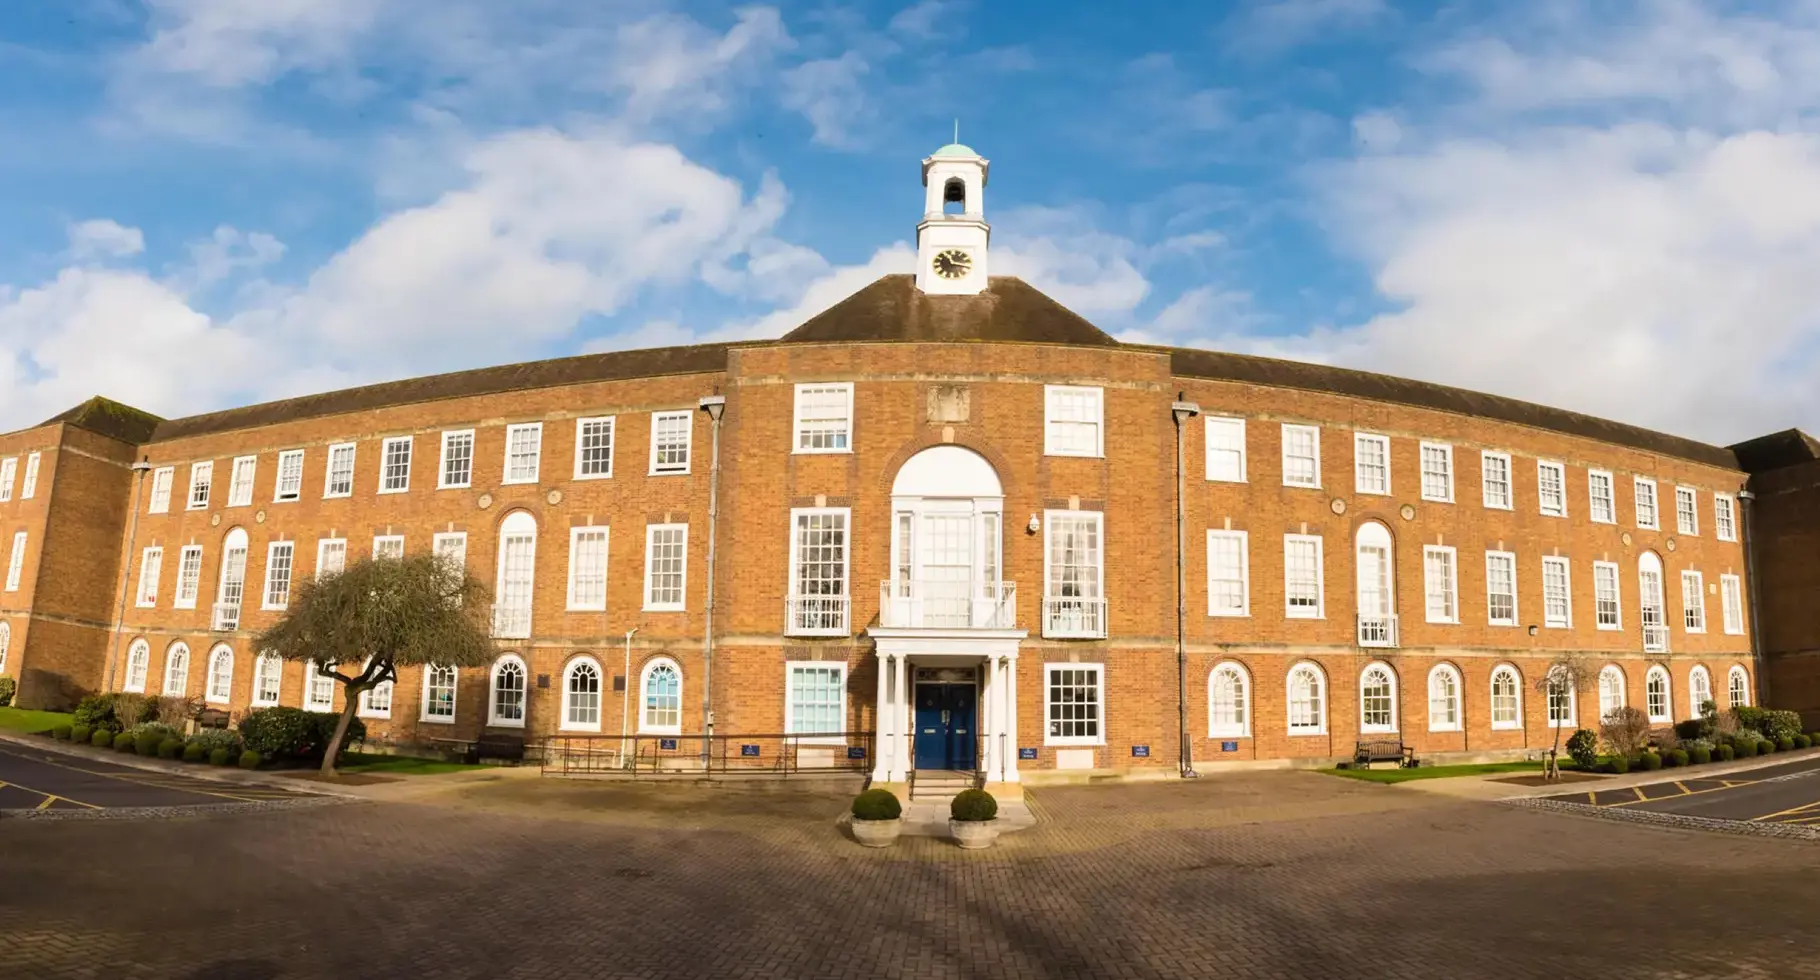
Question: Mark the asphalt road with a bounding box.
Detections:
[0,743,311,811]
[1542,753,1820,825]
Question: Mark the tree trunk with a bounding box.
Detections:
[320,686,366,776]
[1548,723,1564,781]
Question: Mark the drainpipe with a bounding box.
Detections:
[698,394,727,770]
[1170,394,1201,779]
[619,627,638,767]
[103,458,154,693]
[1739,487,1767,705]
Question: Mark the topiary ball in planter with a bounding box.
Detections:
[1639,751,1663,771]
[849,788,903,848]
[1717,744,1735,762]
[134,732,164,756]
[51,724,71,741]
[112,731,136,752]
[1607,755,1630,774]
[1796,734,1813,750]
[1668,748,1689,768]
[949,788,1000,850]
[1777,736,1795,752]
[1690,745,1712,765]
[181,741,206,763]
[238,749,262,770]
[157,738,183,760]
[208,747,232,766]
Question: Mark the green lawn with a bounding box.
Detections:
[0,706,74,735]
[1321,760,1546,784]
[336,751,480,776]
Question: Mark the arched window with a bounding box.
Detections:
[1638,552,1668,652]
[251,652,282,707]
[942,177,967,214]
[217,527,250,627]
[0,621,11,674]
[1359,662,1398,733]
[1208,662,1250,738]
[1728,665,1751,708]
[490,655,527,727]
[205,645,234,704]
[1286,661,1326,735]
[422,664,457,723]
[564,656,604,731]
[1688,665,1713,718]
[493,511,538,639]
[1489,664,1522,730]
[1546,671,1577,728]
[124,639,151,692]
[1597,665,1626,721]
[1355,523,1396,646]
[639,658,682,734]
[303,660,334,711]
[162,642,190,697]
[1645,665,1671,723]
[1427,664,1462,732]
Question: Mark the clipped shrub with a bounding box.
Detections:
[72,694,119,733]
[950,788,998,822]
[1690,745,1712,765]
[186,727,243,756]
[851,788,902,821]
[1639,751,1663,771]
[1717,743,1735,762]
[1673,717,1710,741]
[1761,710,1804,742]
[0,675,14,708]
[1668,748,1689,768]
[236,706,366,764]
[134,731,164,756]
[237,749,262,770]
[1777,736,1796,752]
[181,741,206,763]
[51,724,72,741]
[112,731,136,752]
[1734,705,1766,733]
[1811,732,1820,745]
[1796,734,1813,750]
[157,738,182,759]
[1760,740,1778,755]
[70,723,92,744]
[208,747,232,766]
[91,728,113,747]
[1607,755,1631,774]
[1566,729,1600,771]
[1731,736,1759,758]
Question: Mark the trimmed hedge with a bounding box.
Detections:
[112,731,135,752]
[0,676,14,708]
[950,789,998,822]
[1639,752,1664,771]
[1566,729,1599,771]
[70,723,92,744]
[1690,745,1712,765]
[1717,743,1735,762]
[208,748,232,766]
[1777,736,1795,752]
[1796,734,1813,750]
[238,749,262,770]
[157,738,183,760]
[51,724,72,741]
[1607,755,1631,774]
[181,742,206,763]
[1668,748,1690,768]
[91,728,113,748]
[852,788,902,821]
[134,731,164,756]
[237,706,365,763]
[1734,738,1759,758]
[1760,740,1778,755]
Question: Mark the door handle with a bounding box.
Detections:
[942,710,950,724]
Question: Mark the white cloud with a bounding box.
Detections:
[609,7,792,121]
[67,220,146,261]
[992,207,1152,317]
[132,0,380,88]
[1226,0,1388,53]
[889,0,960,39]
[781,52,873,148]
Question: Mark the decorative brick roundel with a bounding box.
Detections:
[1399,504,1416,521]
[478,493,493,510]
[1330,498,1346,515]
[546,489,563,505]
[1666,538,1677,551]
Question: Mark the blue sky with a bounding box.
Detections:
[4,0,1820,445]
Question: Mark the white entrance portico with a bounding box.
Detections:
[869,445,1025,784]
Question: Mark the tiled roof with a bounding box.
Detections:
[779,275,1119,347]
[1728,428,1820,474]
[38,396,164,445]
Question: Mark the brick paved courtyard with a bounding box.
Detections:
[4,771,1820,980]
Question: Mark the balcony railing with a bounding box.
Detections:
[492,604,532,640]
[1358,614,1399,648]
[1643,623,1670,653]
[1042,596,1107,639]
[878,580,1016,630]
[211,602,241,632]
[785,595,850,636]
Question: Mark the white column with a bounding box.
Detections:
[1005,655,1021,782]
[872,654,892,782]
[983,657,1002,783]
[891,654,910,782]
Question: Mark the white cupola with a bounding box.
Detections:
[914,143,990,295]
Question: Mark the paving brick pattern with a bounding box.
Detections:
[4,772,1820,980]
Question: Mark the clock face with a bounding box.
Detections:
[933,249,972,279]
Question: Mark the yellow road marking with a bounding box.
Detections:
[1608,779,1758,809]
[1780,814,1820,825]
[0,778,101,810]
[1673,781,1689,794]
[3,750,279,803]
[1749,799,1820,822]
[1630,786,1646,802]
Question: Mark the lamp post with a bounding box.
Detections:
[697,394,726,772]
[1171,394,1201,779]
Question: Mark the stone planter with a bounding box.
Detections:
[949,819,998,850]
[851,817,902,848]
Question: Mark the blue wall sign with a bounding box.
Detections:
[659,738,678,751]
[847,746,867,759]
[740,744,760,757]
[1221,740,1239,752]
[1018,747,1037,760]
[1131,745,1150,758]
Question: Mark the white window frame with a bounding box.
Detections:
[438,430,475,489]
[273,449,305,502]
[262,541,294,610]
[1546,672,1578,729]
[1634,476,1659,530]
[1353,432,1390,495]
[1283,533,1324,619]
[1204,416,1246,483]
[421,664,458,724]
[303,660,334,712]
[0,458,16,502]
[1286,661,1327,736]
[502,422,543,485]
[1279,424,1321,489]
[1593,560,1622,630]
[1714,494,1737,542]
[1536,461,1567,518]
[323,443,356,499]
[148,466,174,513]
[1675,486,1699,536]
[1481,451,1513,510]
[205,645,233,704]
[20,452,39,499]
[163,642,191,698]
[251,652,282,708]
[1427,663,1463,733]
[433,531,467,571]
[123,639,150,693]
[378,437,412,494]
[187,461,213,510]
[5,531,26,591]
[1207,661,1251,738]
[643,523,689,611]
[316,538,348,579]
[1043,385,1104,458]
[1598,664,1627,720]
[784,661,849,742]
[226,455,257,508]
[1721,573,1744,635]
[1042,662,1106,746]
[1541,555,1572,629]
[1588,470,1616,524]
[1681,569,1706,633]
[174,545,203,609]
[1688,665,1713,718]
[793,383,855,454]
[1645,665,1672,724]
[573,416,616,480]
[358,664,394,719]
[1419,442,1454,503]
[1485,550,1517,627]
[135,546,162,607]
[636,657,683,735]
[788,507,851,633]
[563,657,607,731]
[648,411,693,475]
[1728,665,1751,708]
[1489,664,1523,731]
[1206,529,1249,617]
[372,534,405,560]
[1358,662,1398,734]
[489,654,528,728]
[1423,545,1458,624]
[566,525,611,612]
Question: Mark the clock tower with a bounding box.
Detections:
[915,143,990,296]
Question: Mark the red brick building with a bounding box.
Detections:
[0,144,1795,783]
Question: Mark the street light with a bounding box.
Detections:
[1171,393,1201,780]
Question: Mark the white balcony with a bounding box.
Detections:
[492,604,532,640]
[878,580,1016,630]
[785,595,850,636]
[1643,624,1670,653]
[211,602,240,632]
[1358,614,1399,648]
[1042,596,1107,639]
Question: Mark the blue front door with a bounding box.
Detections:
[913,683,978,771]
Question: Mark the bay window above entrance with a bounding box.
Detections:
[877,446,1015,631]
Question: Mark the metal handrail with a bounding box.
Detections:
[878,580,1017,629]
[1357,613,1399,648]
[210,602,240,632]
[492,603,531,639]
[1042,596,1107,638]
[784,595,850,636]
[541,731,875,778]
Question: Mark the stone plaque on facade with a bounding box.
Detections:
[927,385,971,423]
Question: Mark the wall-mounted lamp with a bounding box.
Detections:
[1026,514,1041,534]
[698,394,726,421]
[1527,625,1539,637]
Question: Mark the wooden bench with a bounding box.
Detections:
[1353,739,1416,769]
[194,708,232,730]
[429,734,528,765]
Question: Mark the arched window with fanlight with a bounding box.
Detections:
[421,664,457,723]
[123,639,151,693]
[251,651,282,707]
[0,621,9,675]
[1490,664,1523,730]
[1688,665,1713,719]
[1597,665,1626,721]
[205,644,234,704]
[639,658,682,735]
[1208,662,1250,738]
[1427,664,1462,732]
[1286,661,1326,735]
[491,655,527,727]
[163,642,190,697]
[1645,665,1672,724]
[1359,662,1398,733]
[1728,665,1751,708]
[563,656,604,732]
[1355,523,1396,647]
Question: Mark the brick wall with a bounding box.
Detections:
[1744,457,1820,727]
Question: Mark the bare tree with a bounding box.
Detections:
[253,552,496,775]
[1600,706,1650,760]
[1535,652,1594,781]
